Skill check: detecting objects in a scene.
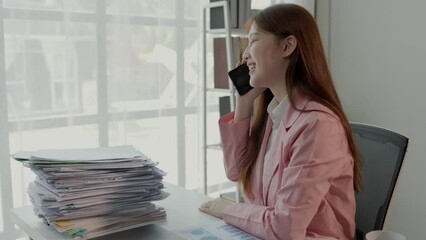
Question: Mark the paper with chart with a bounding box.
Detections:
[175,220,260,240]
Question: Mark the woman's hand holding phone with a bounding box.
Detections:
[231,61,266,121]
[228,64,252,95]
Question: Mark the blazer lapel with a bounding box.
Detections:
[261,125,284,205]
[254,117,272,205]
[262,92,310,205]
[283,91,310,130]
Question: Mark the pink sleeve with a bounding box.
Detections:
[218,112,251,181]
[223,117,353,240]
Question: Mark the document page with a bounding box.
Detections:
[175,220,259,240]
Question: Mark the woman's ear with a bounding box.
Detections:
[282,35,297,57]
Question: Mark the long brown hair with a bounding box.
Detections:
[239,4,362,195]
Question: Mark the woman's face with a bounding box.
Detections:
[245,22,288,96]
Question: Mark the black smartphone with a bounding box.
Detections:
[228,64,253,95]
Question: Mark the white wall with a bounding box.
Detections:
[317,0,426,239]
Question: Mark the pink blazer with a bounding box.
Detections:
[219,93,355,240]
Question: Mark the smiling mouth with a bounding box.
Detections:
[248,64,256,71]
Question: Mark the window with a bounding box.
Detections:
[0,0,201,239]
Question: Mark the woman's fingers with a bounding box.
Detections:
[235,60,247,68]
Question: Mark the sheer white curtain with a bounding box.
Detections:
[0,0,201,239]
[253,0,315,15]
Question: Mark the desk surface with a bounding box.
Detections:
[10,182,218,240]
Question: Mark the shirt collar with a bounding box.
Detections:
[267,96,289,130]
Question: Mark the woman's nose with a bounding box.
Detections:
[243,53,249,61]
[242,47,249,61]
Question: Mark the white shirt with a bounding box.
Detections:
[263,96,289,184]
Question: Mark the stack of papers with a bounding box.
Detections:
[12,145,169,239]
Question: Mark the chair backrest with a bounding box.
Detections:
[350,122,408,237]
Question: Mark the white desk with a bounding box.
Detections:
[10,183,218,240]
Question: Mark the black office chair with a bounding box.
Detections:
[350,122,408,240]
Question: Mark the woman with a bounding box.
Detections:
[199,3,362,240]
